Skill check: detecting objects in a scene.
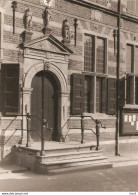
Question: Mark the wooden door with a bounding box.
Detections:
[31,72,57,141]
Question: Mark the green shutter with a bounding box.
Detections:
[71,73,84,115]
[1,64,19,114]
[107,78,116,115]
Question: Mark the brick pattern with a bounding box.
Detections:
[68,60,83,70]
[3,31,21,45]
[1,119,21,131]
[3,49,20,62]
[67,118,116,129]
[123,19,138,33]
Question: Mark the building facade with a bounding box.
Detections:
[0,0,138,162]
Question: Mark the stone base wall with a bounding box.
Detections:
[0,118,22,163]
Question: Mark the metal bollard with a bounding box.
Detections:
[96,120,101,150]
[81,113,85,144]
[26,113,31,147]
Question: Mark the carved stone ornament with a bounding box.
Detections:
[43,6,51,28]
[44,61,51,70]
[62,19,71,43]
[40,0,55,7]
[23,8,33,31]
[91,9,103,23]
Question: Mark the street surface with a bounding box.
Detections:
[0,165,138,192]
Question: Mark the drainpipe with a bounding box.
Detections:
[116,0,121,156]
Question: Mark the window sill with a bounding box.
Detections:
[123,104,138,109]
[83,112,116,120]
[70,113,116,120]
[83,71,109,77]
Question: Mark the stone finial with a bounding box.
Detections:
[23,8,33,31]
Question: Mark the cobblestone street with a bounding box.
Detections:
[0,164,138,192]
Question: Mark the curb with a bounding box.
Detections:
[0,167,28,174]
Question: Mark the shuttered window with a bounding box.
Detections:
[72,74,109,115]
[72,34,116,115]
[1,64,19,114]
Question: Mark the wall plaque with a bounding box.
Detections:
[121,108,138,136]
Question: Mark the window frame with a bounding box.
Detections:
[0,63,20,116]
[83,33,108,114]
[125,43,138,106]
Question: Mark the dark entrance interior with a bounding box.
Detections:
[31,71,58,141]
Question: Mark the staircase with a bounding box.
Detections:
[15,142,112,175]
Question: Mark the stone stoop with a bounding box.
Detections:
[14,143,112,175]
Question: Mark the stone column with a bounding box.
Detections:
[21,87,33,144]
[57,91,69,142]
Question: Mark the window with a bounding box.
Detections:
[125,44,138,105]
[0,64,20,114]
[71,34,116,115]
[127,0,138,15]
[84,34,106,73]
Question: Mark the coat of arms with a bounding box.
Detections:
[40,0,54,7]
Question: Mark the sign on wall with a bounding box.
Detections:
[121,109,138,135]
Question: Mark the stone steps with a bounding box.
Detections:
[15,142,112,175]
[38,150,103,162]
[39,162,112,175]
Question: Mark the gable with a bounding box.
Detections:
[23,35,73,55]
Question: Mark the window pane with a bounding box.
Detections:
[84,35,94,72]
[127,0,136,13]
[96,77,102,113]
[135,47,138,74]
[126,45,133,73]
[84,77,91,112]
[96,38,105,74]
[135,77,138,104]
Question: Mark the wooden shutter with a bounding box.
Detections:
[119,77,126,107]
[102,78,107,113]
[1,64,19,114]
[71,73,84,115]
[126,75,134,104]
[107,78,116,115]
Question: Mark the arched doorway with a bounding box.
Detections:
[31,71,59,141]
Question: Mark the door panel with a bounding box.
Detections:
[31,72,56,141]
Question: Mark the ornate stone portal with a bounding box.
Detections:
[22,35,73,142]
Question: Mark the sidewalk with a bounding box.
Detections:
[0,164,27,174]
[107,153,138,167]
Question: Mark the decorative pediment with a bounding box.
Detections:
[23,35,73,55]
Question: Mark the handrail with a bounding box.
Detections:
[63,114,106,150]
